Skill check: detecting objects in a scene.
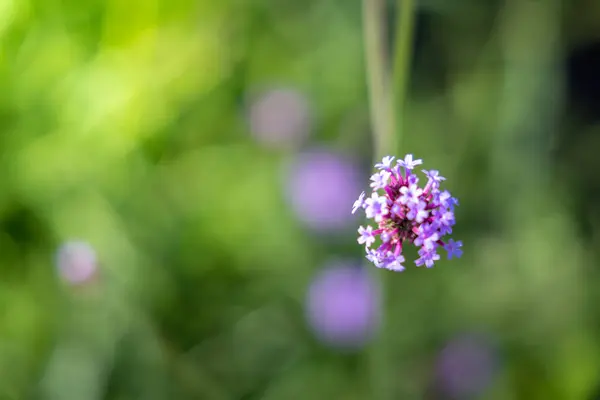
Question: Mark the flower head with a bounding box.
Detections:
[353,154,461,271]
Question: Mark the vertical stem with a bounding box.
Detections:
[393,0,417,144]
[363,0,394,160]
[362,0,417,399]
[362,1,392,397]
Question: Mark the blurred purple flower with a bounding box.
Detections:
[305,261,380,349]
[247,87,312,149]
[436,333,498,398]
[55,241,98,285]
[286,150,362,231]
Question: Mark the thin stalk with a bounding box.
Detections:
[362,0,393,397]
[392,0,417,143]
[363,0,394,160]
[362,0,417,399]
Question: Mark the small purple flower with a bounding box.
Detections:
[305,262,381,349]
[422,231,440,251]
[434,208,455,230]
[415,247,440,268]
[407,201,428,223]
[423,169,446,192]
[444,239,463,259]
[413,222,434,247]
[374,156,395,170]
[448,196,459,208]
[353,154,461,270]
[436,190,451,204]
[352,191,366,214]
[55,241,98,285]
[385,254,405,272]
[423,169,445,182]
[365,247,406,272]
[406,173,419,185]
[370,170,391,190]
[398,154,423,170]
[366,248,382,267]
[398,184,422,205]
[364,193,388,222]
[391,202,403,218]
[358,225,376,247]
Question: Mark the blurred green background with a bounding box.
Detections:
[2,0,600,399]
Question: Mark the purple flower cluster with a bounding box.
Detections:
[353,155,462,271]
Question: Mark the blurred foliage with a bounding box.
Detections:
[0,0,600,399]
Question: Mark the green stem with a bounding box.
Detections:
[362,0,394,160]
[362,0,417,158]
[362,0,417,398]
[392,0,417,143]
[362,0,393,397]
